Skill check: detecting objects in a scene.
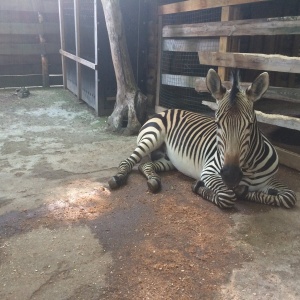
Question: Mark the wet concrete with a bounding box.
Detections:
[0,88,299,299]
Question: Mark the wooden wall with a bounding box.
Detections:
[156,0,300,170]
[0,0,62,88]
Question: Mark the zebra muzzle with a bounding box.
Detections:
[220,165,243,189]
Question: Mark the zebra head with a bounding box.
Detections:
[206,69,269,189]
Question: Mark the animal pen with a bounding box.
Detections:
[156,0,300,172]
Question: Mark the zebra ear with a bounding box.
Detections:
[206,69,226,101]
[246,72,269,102]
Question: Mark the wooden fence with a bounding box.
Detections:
[156,0,300,171]
[0,0,62,88]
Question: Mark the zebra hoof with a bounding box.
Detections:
[234,185,249,199]
[192,180,205,193]
[147,178,161,193]
[108,177,119,189]
[268,188,278,196]
[108,176,123,190]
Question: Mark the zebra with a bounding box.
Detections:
[108,69,297,209]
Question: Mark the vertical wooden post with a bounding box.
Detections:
[35,0,49,87]
[94,0,100,116]
[218,6,240,81]
[74,0,82,100]
[155,15,163,112]
[58,0,67,89]
[288,3,300,87]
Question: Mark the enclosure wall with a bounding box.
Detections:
[0,0,62,88]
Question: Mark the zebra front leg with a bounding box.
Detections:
[242,178,297,208]
[108,152,141,189]
[192,174,237,208]
[138,157,175,193]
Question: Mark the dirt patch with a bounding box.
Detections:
[98,173,242,300]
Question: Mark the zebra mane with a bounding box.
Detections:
[229,69,240,105]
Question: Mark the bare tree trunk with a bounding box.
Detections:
[101,0,147,135]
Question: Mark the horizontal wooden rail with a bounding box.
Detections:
[256,111,300,131]
[0,22,60,35]
[162,74,300,103]
[0,1,58,13]
[163,16,300,38]
[194,76,300,103]
[157,101,300,131]
[0,63,61,76]
[159,0,268,15]
[0,74,62,88]
[199,52,300,73]
[59,50,97,70]
[201,101,300,131]
[161,74,198,89]
[163,38,219,52]
[0,53,60,65]
[0,43,60,55]
[275,147,300,172]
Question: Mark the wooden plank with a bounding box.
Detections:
[163,38,219,52]
[0,35,37,44]
[0,55,40,65]
[264,86,300,103]
[58,0,67,89]
[74,0,82,100]
[158,0,269,15]
[0,1,58,13]
[59,49,97,70]
[194,76,300,103]
[0,22,60,35]
[218,6,232,81]
[0,74,62,88]
[94,0,101,116]
[275,147,300,172]
[0,43,60,55]
[156,16,163,108]
[35,0,50,88]
[0,74,43,88]
[256,111,300,131]
[49,74,63,86]
[161,74,198,89]
[201,100,300,131]
[199,52,300,73]
[0,53,60,65]
[0,64,42,75]
[0,34,59,44]
[162,16,300,38]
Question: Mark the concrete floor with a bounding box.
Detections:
[0,88,299,300]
